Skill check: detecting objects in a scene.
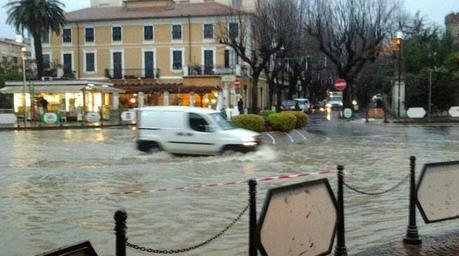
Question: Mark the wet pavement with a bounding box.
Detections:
[0,111,458,255]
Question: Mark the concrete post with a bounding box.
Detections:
[189,91,195,107]
[163,91,169,106]
[138,92,144,108]
[112,92,119,110]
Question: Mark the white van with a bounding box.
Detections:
[136,106,261,155]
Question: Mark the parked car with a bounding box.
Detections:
[280,100,296,110]
[136,106,261,155]
[293,98,311,113]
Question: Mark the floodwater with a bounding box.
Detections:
[0,115,458,255]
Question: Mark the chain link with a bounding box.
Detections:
[343,174,410,196]
[126,204,248,254]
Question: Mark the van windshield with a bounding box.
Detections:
[209,113,235,130]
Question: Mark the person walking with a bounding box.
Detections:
[238,98,244,114]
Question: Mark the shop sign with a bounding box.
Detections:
[86,112,101,123]
[258,179,337,256]
[407,107,426,119]
[222,75,236,82]
[0,113,17,124]
[121,111,136,122]
[417,161,459,223]
[343,108,353,119]
[43,113,59,124]
[448,106,459,118]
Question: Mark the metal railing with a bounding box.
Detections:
[105,69,160,80]
[187,65,241,76]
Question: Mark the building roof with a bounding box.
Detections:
[66,2,243,22]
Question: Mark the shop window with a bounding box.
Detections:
[172,50,183,70]
[85,27,94,43]
[112,26,122,42]
[189,113,208,132]
[172,25,182,40]
[43,54,51,69]
[229,22,239,39]
[144,25,154,41]
[203,24,213,39]
[85,52,95,72]
[63,28,72,43]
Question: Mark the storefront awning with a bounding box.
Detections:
[114,82,220,93]
[1,80,124,94]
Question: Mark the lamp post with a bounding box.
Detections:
[396,31,403,119]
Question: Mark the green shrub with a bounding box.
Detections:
[232,114,265,132]
[259,110,275,119]
[267,112,297,132]
[285,111,308,128]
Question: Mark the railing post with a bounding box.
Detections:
[403,156,422,245]
[248,179,258,256]
[114,209,127,256]
[335,165,348,256]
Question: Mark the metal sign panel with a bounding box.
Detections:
[448,106,459,117]
[86,112,101,123]
[43,113,59,124]
[343,108,353,119]
[222,75,236,82]
[121,110,136,122]
[258,179,337,256]
[36,241,98,256]
[417,161,459,223]
[0,113,17,124]
[407,107,426,118]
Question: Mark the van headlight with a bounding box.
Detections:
[326,103,332,108]
[243,141,258,146]
[242,136,260,146]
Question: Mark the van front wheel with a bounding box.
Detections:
[137,141,161,153]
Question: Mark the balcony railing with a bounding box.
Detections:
[186,65,242,76]
[105,69,160,80]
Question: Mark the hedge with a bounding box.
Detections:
[259,110,276,120]
[284,111,308,128]
[232,114,265,132]
[267,112,297,132]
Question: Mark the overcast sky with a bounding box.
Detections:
[0,0,458,39]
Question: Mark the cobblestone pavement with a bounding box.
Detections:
[354,230,459,256]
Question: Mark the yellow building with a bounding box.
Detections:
[41,0,265,110]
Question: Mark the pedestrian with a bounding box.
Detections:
[238,98,244,114]
[40,97,49,112]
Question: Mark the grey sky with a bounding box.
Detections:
[0,0,458,39]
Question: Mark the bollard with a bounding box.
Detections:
[335,165,348,256]
[114,209,127,256]
[248,179,258,256]
[403,156,422,245]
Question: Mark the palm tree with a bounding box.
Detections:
[5,0,66,79]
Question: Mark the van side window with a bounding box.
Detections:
[189,113,208,132]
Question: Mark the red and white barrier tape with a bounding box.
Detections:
[106,169,334,196]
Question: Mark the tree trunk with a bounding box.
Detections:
[33,33,44,79]
[268,80,275,110]
[276,76,282,112]
[251,70,261,113]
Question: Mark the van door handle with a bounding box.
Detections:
[176,132,185,136]
[186,133,193,136]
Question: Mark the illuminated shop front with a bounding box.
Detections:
[113,81,220,109]
[1,80,122,121]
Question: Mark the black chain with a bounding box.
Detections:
[126,204,248,254]
[343,174,410,196]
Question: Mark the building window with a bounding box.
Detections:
[112,26,122,42]
[224,49,239,68]
[144,25,154,41]
[172,25,182,40]
[41,30,50,44]
[12,57,18,65]
[85,27,94,43]
[229,22,239,39]
[63,28,72,43]
[144,50,155,78]
[172,50,183,70]
[203,24,213,39]
[43,54,51,69]
[62,53,73,76]
[85,52,95,72]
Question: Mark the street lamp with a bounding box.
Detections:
[16,35,28,127]
[396,31,403,119]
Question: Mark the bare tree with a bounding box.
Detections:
[217,0,298,112]
[302,0,400,105]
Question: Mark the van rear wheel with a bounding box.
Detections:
[137,141,161,153]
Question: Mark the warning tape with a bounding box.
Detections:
[105,169,334,196]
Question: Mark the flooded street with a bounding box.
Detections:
[1,114,459,255]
